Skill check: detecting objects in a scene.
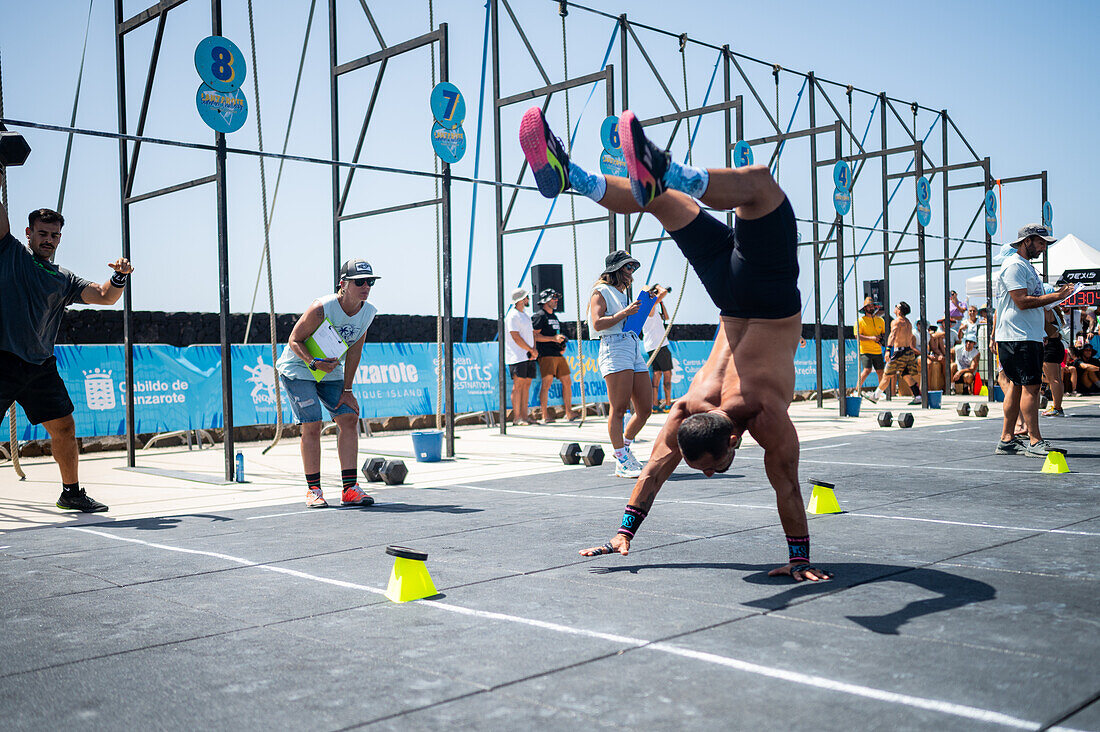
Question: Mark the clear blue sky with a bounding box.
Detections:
[2,0,1096,331]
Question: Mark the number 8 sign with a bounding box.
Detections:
[195,36,247,93]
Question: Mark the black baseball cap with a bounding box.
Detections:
[339,258,380,281]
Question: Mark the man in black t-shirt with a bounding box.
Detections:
[530,288,577,422]
[0,167,134,512]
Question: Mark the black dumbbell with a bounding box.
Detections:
[581,445,605,467]
[898,412,914,428]
[362,456,387,482]
[380,459,407,485]
[957,403,971,417]
[0,123,31,168]
[973,403,989,417]
[560,442,581,465]
[877,411,893,427]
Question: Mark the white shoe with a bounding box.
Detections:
[614,450,643,478]
[872,390,885,402]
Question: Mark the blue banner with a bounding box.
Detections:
[12,340,862,440]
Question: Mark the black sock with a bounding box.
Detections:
[63,482,80,493]
[341,469,357,489]
[305,472,321,490]
[911,385,921,396]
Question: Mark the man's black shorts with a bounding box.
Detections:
[998,341,1043,386]
[0,350,75,424]
[1043,336,1066,365]
[647,345,673,372]
[859,352,885,371]
[668,198,801,319]
[508,360,537,379]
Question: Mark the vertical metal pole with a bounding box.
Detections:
[114,0,137,468]
[328,0,341,281]
[941,110,951,394]
[723,47,733,231]
[1041,171,1049,281]
[212,0,234,479]
[605,65,616,252]
[915,140,928,408]
[983,158,994,402]
[619,14,630,252]
[490,0,507,434]
[879,93,890,401]
[808,73,823,407]
[835,122,846,416]
[440,24,455,457]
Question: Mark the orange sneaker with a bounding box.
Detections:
[341,484,375,507]
[306,488,328,508]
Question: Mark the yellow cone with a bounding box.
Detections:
[979,385,988,396]
[806,480,842,514]
[384,547,438,603]
[1041,450,1070,474]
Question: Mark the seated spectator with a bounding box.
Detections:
[1076,344,1100,394]
[957,305,980,341]
[1063,346,1081,396]
[951,336,980,394]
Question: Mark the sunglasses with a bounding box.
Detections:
[345,278,375,286]
[624,263,639,273]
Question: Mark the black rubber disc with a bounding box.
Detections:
[385,545,428,561]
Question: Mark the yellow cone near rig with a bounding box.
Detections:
[384,546,438,603]
[807,479,842,514]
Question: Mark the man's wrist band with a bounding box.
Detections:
[617,504,647,539]
[786,534,810,564]
[110,271,129,288]
[309,358,318,369]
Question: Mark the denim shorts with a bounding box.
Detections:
[280,376,358,424]
[598,332,648,377]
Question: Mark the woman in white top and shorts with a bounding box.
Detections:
[589,250,653,478]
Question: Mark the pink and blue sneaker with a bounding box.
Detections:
[618,110,669,207]
[519,107,571,198]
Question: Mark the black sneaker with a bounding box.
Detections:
[518,107,570,198]
[994,438,1023,456]
[56,489,109,513]
[619,110,669,207]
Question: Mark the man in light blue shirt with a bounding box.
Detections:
[992,224,1073,457]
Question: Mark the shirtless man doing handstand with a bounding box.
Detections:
[519,108,831,581]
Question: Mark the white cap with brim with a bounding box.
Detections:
[511,288,529,304]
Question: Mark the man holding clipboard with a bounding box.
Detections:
[276,259,379,508]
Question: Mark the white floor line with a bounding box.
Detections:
[246,510,316,520]
[59,526,1083,731]
[935,426,983,433]
[845,512,1100,537]
[800,442,851,451]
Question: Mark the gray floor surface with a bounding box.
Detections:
[2,407,1098,731]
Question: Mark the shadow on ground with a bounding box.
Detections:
[588,561,995,635]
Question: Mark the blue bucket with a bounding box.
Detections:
[411,430,443,462]
[927,390,942,409]
[844,396,862,417]
[993,385,1005,402]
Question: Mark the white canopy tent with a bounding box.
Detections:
[965,233,1100,298]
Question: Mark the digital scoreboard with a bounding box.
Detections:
[1056,269,1100,309]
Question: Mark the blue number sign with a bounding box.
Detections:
[833,161,851,191]
[430,82,465,131]
[916,176,931,205]
[1043,200,1053,230]
[985,189,997,217]
[733,140,753,168]
[600,116,622,158]
[194,36,246,93]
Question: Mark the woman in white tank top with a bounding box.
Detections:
[276,258,379,508]
[589,250,654,478]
